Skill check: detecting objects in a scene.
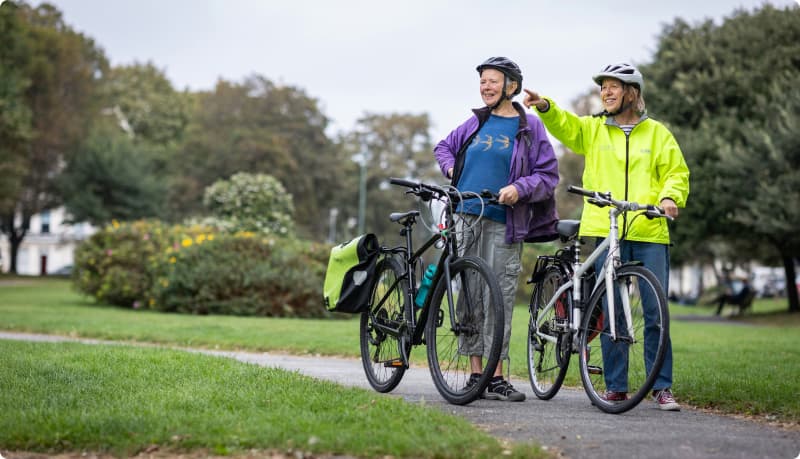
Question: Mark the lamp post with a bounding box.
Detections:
[351,145,369,235]
[328,207,339,243]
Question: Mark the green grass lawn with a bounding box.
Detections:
[0,278,546,459]
[1,277,799,456]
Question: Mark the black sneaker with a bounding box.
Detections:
[462,372,482,394]
[485,377,526,402]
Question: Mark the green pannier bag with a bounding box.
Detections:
[323,233,380,313]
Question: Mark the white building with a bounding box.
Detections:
[0,207,95,275]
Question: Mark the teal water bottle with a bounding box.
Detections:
[415,264,437,308]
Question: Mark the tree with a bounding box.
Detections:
[203,172,294,236]
[337,113,438,243]
[101,62,189,148]
[0,1,32,214]
[169,76,344,240]
[58,124,166,225]
[0,2,107,273]
[641,4,800,311]
[723,75,800,311]
[56,62,190,225]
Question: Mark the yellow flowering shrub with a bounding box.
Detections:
[72,219,330,317]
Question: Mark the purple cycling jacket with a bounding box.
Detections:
[434,102,559,244]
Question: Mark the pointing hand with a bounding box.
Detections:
[523,89,549,112]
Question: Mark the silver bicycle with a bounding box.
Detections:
[527,185,672,413]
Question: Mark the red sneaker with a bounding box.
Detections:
[602,391,628,402]
[653,389,681,411]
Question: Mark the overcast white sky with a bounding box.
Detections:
[45,0,797,141]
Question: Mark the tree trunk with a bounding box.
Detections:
[1,212,28,275]
[783,255,799,313]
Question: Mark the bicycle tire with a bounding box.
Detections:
[360,256,409,393]
[425,256,504,405]
[578,264,669,414]
[527,266,571,400]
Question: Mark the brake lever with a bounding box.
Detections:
[644,205,674,221]
[587,198,608,208]
[480,189,501,206]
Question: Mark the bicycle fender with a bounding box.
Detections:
[620,260,643,268]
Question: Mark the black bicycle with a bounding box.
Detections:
[360,178,505,405]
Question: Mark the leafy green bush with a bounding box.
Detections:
[73,220,330,318]
[151,232,329,317]
[72,220,210,308]
[203,172,294,236]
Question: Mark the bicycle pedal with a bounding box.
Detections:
[587,365,602,375]
[384,359,404,367]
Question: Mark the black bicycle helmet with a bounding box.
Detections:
[592,63,644,93]
[476,56,523,96]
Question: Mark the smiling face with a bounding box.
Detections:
[480,68,513,106]
[600,77,626,113]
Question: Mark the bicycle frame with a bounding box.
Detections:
[367,202,466,364]
[534,204,634,347]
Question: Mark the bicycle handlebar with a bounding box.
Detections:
[389,177,464,203]
[389,178,505,209]
[389,177,418,189]
[567,185,673,221]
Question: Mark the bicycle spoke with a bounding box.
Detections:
[579,265,668,413]
[360,257,408,393]
[427,257,503,405]
[527,267,569,400]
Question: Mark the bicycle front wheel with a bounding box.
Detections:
[360,256,409,393]
[527,266,571,400]
[426,256,504,405]
[578,264,669,414]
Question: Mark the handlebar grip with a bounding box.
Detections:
[567,185,593,197]
[644,205,674,221]
[389,177,419,189]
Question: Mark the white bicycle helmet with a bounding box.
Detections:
[592,63,644,93]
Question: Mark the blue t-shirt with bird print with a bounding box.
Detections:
[456,114,517,223]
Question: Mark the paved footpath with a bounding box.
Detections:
[3,331,799,459]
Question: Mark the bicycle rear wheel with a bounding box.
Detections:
[578,264,669,413]
[360,256,408,392]
[527,266,571,400]
[425,256,504,405]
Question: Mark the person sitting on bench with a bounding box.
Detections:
[715,277,753,316]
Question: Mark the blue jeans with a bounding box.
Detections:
[593,240,673,392]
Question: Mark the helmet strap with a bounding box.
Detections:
[489,78,515,111]
[596,83,635,117]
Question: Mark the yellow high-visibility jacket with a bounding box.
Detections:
[537,98,689,244]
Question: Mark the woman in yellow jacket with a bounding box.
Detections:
[524,63,689,411]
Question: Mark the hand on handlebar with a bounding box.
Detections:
[481,186,518,206]
[497,184,519,206]
[659,198,679,219]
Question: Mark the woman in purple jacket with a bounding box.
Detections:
[434,57,559,401]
